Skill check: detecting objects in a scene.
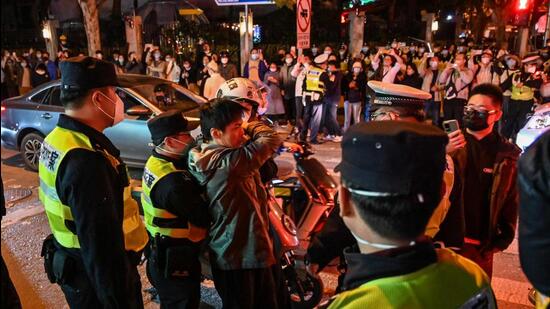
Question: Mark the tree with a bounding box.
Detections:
[78,0,103,56]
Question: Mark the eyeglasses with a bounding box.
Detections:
[464,106,497,114]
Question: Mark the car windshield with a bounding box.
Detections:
[123,81,201,115]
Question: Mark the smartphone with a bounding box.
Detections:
[399,42,406,47]
[291,46,296,54]
[443,120,460,134]
[427,52,435,58]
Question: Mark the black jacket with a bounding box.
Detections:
[54,115,142,308]
[342,72,367,103]
[518,131,550,296]
[436,131,521,251]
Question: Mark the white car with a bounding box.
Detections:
[516,103,550,152]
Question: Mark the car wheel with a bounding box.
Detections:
[20,132,44,172]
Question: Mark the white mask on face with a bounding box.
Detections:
[353,67,361,74]
[391,43,398,49]
[311,48,318,54]
[527,66,537,73]
[250,54,259,61]
[183,64,191,70]
[419,48,425,53]
[350,230,416,250]
[154,53,161,60]
[94,91,125,126]
[270,68,277,72]
[285,58,293,65]
[221,57,228,64]
[21,62,27,67]
[324,50,332,55]
[430,61,439,69]
[481,57,491,65]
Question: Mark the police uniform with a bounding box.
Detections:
[321,121,495,309]
[501,55,543,140]
[308,82,456,290]
[142,111,210,309]
[300,53,330,144]
[38,57,148,308]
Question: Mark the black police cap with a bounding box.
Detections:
[60,56,119,91]
[147,110,194,144]
[335,121,448,196]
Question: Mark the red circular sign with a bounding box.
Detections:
[297,0,311,33]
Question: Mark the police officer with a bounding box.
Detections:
[322,121,495,308]
[300,53,330,144]
[38,56,148,308]
[142,110,210,309]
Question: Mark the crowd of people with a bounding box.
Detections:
[1,38,549,309]
[3,39,549,143]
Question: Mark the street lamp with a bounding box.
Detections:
[446,14,453,21]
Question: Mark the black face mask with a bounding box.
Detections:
[463,108,490,131]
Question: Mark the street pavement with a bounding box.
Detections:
[1,144,533,308]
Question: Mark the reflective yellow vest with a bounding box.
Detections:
[305,66,326,94]
[511,72,536,101]
[38,126,148,252]
[141,156,205,242]
[327,248,495,309]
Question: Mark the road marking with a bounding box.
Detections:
[1,202,45,228]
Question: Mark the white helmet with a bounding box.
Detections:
[216,78,268,115]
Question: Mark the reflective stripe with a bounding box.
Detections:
[141,156,194,238]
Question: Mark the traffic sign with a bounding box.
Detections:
[296,0,311,49]
[215,0,274,6]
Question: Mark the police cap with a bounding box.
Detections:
[147,110,196,145]
[335,121,448,196]
[368,80,431,110]
[60,56,119,91]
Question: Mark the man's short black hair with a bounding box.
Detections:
[60,88,90,109]
[470,83,503,108]
[200,99,246,142]
[347,181,441,240]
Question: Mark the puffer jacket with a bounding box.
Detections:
[188,121,282,270]
[436,131,521,251]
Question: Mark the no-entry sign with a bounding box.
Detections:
[296,0,311,49]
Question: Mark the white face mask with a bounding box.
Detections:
[285,58,293,65]
[21,62,27,67]
[391,43,398,49]
[324,50,332,55]
[221,58,228,64]
[154,54,161,60]
[527,66,536,73]
[156,137,190,157]
[506,60,516,68]
[270,68,277,72]
[350,230,416,250]
[353,67,361,74]
[430,61,439,69]
[311,48,318,54]
[361,47,369,52]
[94,91,124,126]
[250,54,259,61]
[481,57,491,65]
[419,48,425,53]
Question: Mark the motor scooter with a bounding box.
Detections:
[268,143,338,309]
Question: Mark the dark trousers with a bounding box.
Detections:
[283,97,295,124]
[443,98,467,127]
[294,96,304,133]
[322,97,342,136]
[1,254,21,309]
[146,252,201,309]
[459,244,494,279]
[501,98,534,140]
[424,99,441,127]
[211,266,280,309]
[300,97,323,143]
[60,262,143,309]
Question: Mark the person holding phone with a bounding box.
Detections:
[418,53,444,126]
[243,48,268,83]
[439,52,474,126]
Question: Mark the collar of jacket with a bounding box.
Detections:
[454,131,521,164]
[342,237,437,291]
[57,114,120,157]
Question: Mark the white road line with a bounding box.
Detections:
[1,203,45,228]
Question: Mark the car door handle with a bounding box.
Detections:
[41,113,52,119]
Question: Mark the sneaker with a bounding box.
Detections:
[324,134,334,141]
[332,135,342,142]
